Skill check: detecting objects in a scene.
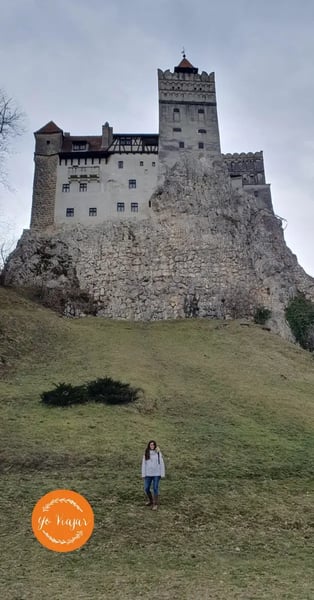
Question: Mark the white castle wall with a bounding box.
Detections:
[54,153,158,224]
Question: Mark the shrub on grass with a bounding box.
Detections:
[285,294,314,351]
[87,377,139,405]
[253,306,271,325]
[40,382,88,407]
[40,377,139,407]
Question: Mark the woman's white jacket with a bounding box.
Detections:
[141,450,165,478]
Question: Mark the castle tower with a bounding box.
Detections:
[30,121,63,230]
[158,55,221,176]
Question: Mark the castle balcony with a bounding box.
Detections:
[68,166,100,181]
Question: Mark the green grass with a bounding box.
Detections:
[1,286,314,599]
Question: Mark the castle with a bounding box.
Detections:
[5,55,314,337]
[30,55,272,230]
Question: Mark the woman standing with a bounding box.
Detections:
[141,440,165,510]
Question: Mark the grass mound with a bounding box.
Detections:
[1,286,314,599]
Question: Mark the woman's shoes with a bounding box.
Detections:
[145,492,153,506]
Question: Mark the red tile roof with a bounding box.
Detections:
[177,57,195,69]
[35,121,63,134]
[61,136,102,152]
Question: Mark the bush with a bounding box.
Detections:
[40,377,139,407]
[87,377,139,405]
[285,294,314,351]
[40,382,88,407]
[254,306,271,325]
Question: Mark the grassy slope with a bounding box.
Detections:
[0,287,314,600]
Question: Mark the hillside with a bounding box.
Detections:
[0,286,314,600]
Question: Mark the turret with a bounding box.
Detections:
[30,121,63,230]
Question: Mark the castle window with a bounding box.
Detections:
[131,202,138,212]
[72,142,87,151]
[173,108,180,122]
[79,182,87,192]
[129,179,136,189]
[140,161,144,166]
[198,142,204,149]
[118,161,124,169]
[173,128,182,132]
[62,184,70,193]
[179,141,185,148]
[254,191,259,197]
[89,207,97,216]
[198,109,205,121]
[152,162,156,167]
[66,208,74,217]
[117,202,125,212]
[120,137,132,146]
[148,200,152,208]
[198,129,206,134]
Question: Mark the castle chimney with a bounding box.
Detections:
[101,122,113,149]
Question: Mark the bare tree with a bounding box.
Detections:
[0,88,25,186]
[0,89,25,276]
[0,227,17,272]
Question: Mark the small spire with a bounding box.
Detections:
[182,47,186,59]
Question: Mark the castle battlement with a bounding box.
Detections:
[222,152,266,185]
[223,152,263,158]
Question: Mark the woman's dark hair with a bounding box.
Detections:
[145,440,157,461]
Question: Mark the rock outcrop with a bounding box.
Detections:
[3,157,314,340]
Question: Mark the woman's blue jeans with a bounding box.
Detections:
[144,476,161,496]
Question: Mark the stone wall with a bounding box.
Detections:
[31,130,63,230]
[223,152,266,185]
[158,68,221,174]
[4,157,314,340]
[30,154,58,229]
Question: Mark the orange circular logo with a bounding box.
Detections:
[32,489,94,552]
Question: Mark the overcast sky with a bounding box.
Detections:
[1,0,313,275]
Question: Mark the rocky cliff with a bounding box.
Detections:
[3,157,314,339]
